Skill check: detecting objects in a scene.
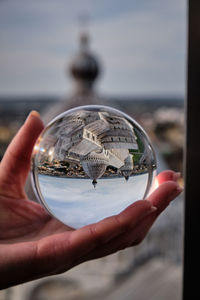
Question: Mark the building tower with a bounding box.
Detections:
[69,32,100,94]
[42,31,105,125]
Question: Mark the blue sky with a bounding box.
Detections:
[0,0,186,97]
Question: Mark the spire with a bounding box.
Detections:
[92,179,97,188]
[124,175,129,182]
[79,31,90,52]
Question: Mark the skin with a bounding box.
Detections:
[0,111,183,289]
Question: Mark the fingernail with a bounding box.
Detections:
[30,110,40,118]
[149,206,157,212]
[172,184,184,198]
[29,110,40,119]
[144,206,157,217]
[25,110,40,123]
[176,185,184,193]
[173,172,181,182]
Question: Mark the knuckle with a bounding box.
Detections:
[88,225,104,247]
[114,215,132,232]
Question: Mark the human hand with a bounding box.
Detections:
[0,112,183,289]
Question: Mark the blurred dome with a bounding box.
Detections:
[68,32,100,90]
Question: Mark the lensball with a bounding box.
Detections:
[31,105,157,228]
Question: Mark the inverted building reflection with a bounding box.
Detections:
[36,109,155,187]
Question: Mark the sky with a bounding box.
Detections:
[0,0,186,97]
[38,174,149,228]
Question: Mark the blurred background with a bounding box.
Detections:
[0,0,186,299]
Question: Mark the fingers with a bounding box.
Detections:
[33,178,183,276]
[0,111,44,197]
[147,180,183,213]
[77,180,183,262]
[129,180,183,246]
[71,200,156,250]
[120,180,183,247]
[149,170,181,195]
[34,200,157,274]
[156,170,181,184]
[53,201,158,270]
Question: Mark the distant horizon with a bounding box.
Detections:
[0,93,185,101]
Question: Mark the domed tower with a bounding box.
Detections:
[41,31,105,125]
[69,32,100,94]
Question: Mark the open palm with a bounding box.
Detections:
[0,112,182,289]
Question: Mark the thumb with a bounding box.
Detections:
[0,111,44,196]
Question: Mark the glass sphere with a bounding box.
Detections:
[31,105,157,229]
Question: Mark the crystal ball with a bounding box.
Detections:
[31,105,157,228]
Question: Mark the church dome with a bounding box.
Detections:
[70,52,99,82]
[119,154,134,181]
[80,151,109,187]
[69,32,100,87]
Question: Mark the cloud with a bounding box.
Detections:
[90,4,186,95]
[0,0,186,95]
